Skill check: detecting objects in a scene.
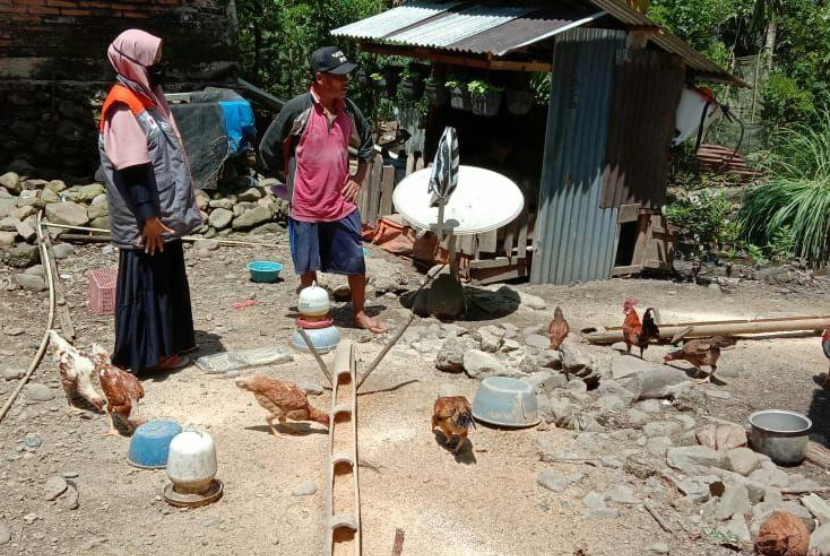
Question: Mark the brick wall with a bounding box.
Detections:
[0,0,238,178]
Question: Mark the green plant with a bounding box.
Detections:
[445,79,462,90]
[425,75,440,87]
[530,72,551,105]
[767,224,797,261]
[746,243,770,266]
[467,80,503,96]
[369,72,384,82]
[664,189,738,258]
[739,110,830,266]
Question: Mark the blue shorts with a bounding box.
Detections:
[288,210,366,276]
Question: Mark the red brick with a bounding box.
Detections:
[8,0,46,5]
[25,5,60,14]
[2,5,31,12]
[59,7,91,15]
[120,9,149,18]
[10,14,40,21]
[45,0,78,7]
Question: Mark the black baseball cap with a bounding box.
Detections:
[310,46,356,75]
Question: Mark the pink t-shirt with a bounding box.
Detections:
[291,90,356,222]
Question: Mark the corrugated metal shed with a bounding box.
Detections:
[601,49,685,209]
[531,28,625,285]
[331,1,604,56]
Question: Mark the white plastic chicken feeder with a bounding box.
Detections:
[163,428,223,507]
[298,281,331,318]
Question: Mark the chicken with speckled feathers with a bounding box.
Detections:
[432,396,475,455]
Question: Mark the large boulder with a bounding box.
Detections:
[462,349,510,380]
[65,184,105,202]
[620,366,691,400]
[45,202,89,227]
[232,206,271,230]
[434,336,476,373]
[2,244,40,268]
[0,172,21,194]
[667,445,729,473]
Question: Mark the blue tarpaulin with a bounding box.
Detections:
[219,100,257,156]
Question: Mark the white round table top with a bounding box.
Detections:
[392,165,524,236]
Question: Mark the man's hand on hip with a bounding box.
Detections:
[343,177,362,202]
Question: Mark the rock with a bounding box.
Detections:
[726,447,766,476]
[1,241,39,268]
[25,383,55,402]
[647,543,669,555]
[749,468,790,489]
[463,349,510,379]
[696,423,748,452]
[583,491,607,510]
[644,421,682,438]
[67,183,105,202]
[600,455,624,469]
[493,285,545,310]
[802,493,830,523]
[238,188,263,202]
[12,205,35,221]
[525,334,551,350]
[5,328,24,336]
[0,520,9,545]
[536,349,561,370]
[45,202,89,226]
[292,482,317,496]
[209,198,234,210]
[87,202,108,220]
[52,243,75,259]
[0,231,16,247]
[610,355,655,381]
[23,432,42,448]
[45,180,67,193]
[724,514,752,546]
[89,216,110,230]
[812,522,830,555]
[2,367,25,380]
[0,216,20,232]
[0,172,21,193]
[40,189,59,204]
[704,389,732,400]
[559,337,596,371]
[674,474,722,503]
[621,366,691,400]
[25,266,45,279]
[15,220,36,243]
[537,470,568,493]
[715,483,752,521]
[608,485,639,505]
[250,222,285,235]
[232,206,272,230]
[44,475,69,501]
[545,396,573,426]
[194,239,219,251]
[667,446,729,473]
[15,274,46,292]
[567,413,604,433]
[435,336,475,373]
[584,508,620,520]
[209,208,234,230]
[597,395,626,412]
[646,436,673,457]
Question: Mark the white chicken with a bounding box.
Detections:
[49,330,105,413]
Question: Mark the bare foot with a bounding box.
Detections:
[355,312,387,334]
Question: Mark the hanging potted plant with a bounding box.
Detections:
[424,75,448,107]
[398,67,425,101]
[381,65,400,98]
[446,79,471,111]
[355,68,370,88]
[468,80,503,117]
[506,89,534,115]
[370,72,387,97]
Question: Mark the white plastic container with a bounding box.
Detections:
[165,428,217,494]
[673,87,719,146]
[298,281,331,317]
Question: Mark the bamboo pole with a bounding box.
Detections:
[583,315,830,345]
[41,221,277,248]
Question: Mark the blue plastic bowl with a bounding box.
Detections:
[291,326,341,354]
[472,377,540,428]
[127,420,182,469]
[246,260,283,283]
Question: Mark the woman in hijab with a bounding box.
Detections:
[98,29,202,374]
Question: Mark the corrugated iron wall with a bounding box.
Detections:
[531,28,626,285]
[601,50,685,209]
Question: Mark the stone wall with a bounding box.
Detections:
[0,0,239,180]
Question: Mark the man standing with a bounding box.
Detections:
[260,46,386,333]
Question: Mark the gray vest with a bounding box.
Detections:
[98,102,202,249]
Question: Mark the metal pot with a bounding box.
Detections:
[749,410,812,465]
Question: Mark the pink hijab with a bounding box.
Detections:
[102,29,180,169]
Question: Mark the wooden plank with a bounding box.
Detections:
[478,230,498,254]
[367,154,383,224]
[470,256,513,269]
[415,157,425,172]
[358,159,373,223]
[360,42,551,73]
[502,217,520,257]
[405,153,415,176]
[456,235,476,256]
[380,165,395,216]
[516,206,530,259]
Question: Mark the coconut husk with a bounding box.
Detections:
[754,510,811,556]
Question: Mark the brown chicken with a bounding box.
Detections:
[431,396,475,455]
[548,306,570,350]
[621,299,660,357]
[49,331,104,413]
[235,375,329,436]
[664,336,734,384]
[91,345,145,436]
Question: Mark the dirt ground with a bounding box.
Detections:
[1,234,829,555]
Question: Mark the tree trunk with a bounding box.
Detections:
[764,20,778,72]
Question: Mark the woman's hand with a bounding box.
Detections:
[142,217,174,255]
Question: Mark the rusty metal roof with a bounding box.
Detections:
[331,1,741,85]
[331,1,603,57]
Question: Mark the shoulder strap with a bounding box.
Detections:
[100,84,155,131]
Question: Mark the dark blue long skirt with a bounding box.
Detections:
[112,240,195,374]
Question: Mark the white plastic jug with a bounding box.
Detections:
[298,281,331,317]
[166,428,217,494]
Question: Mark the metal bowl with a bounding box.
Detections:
[127,420,182,469]
[749,409,812,465]
[472,377,539,428]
